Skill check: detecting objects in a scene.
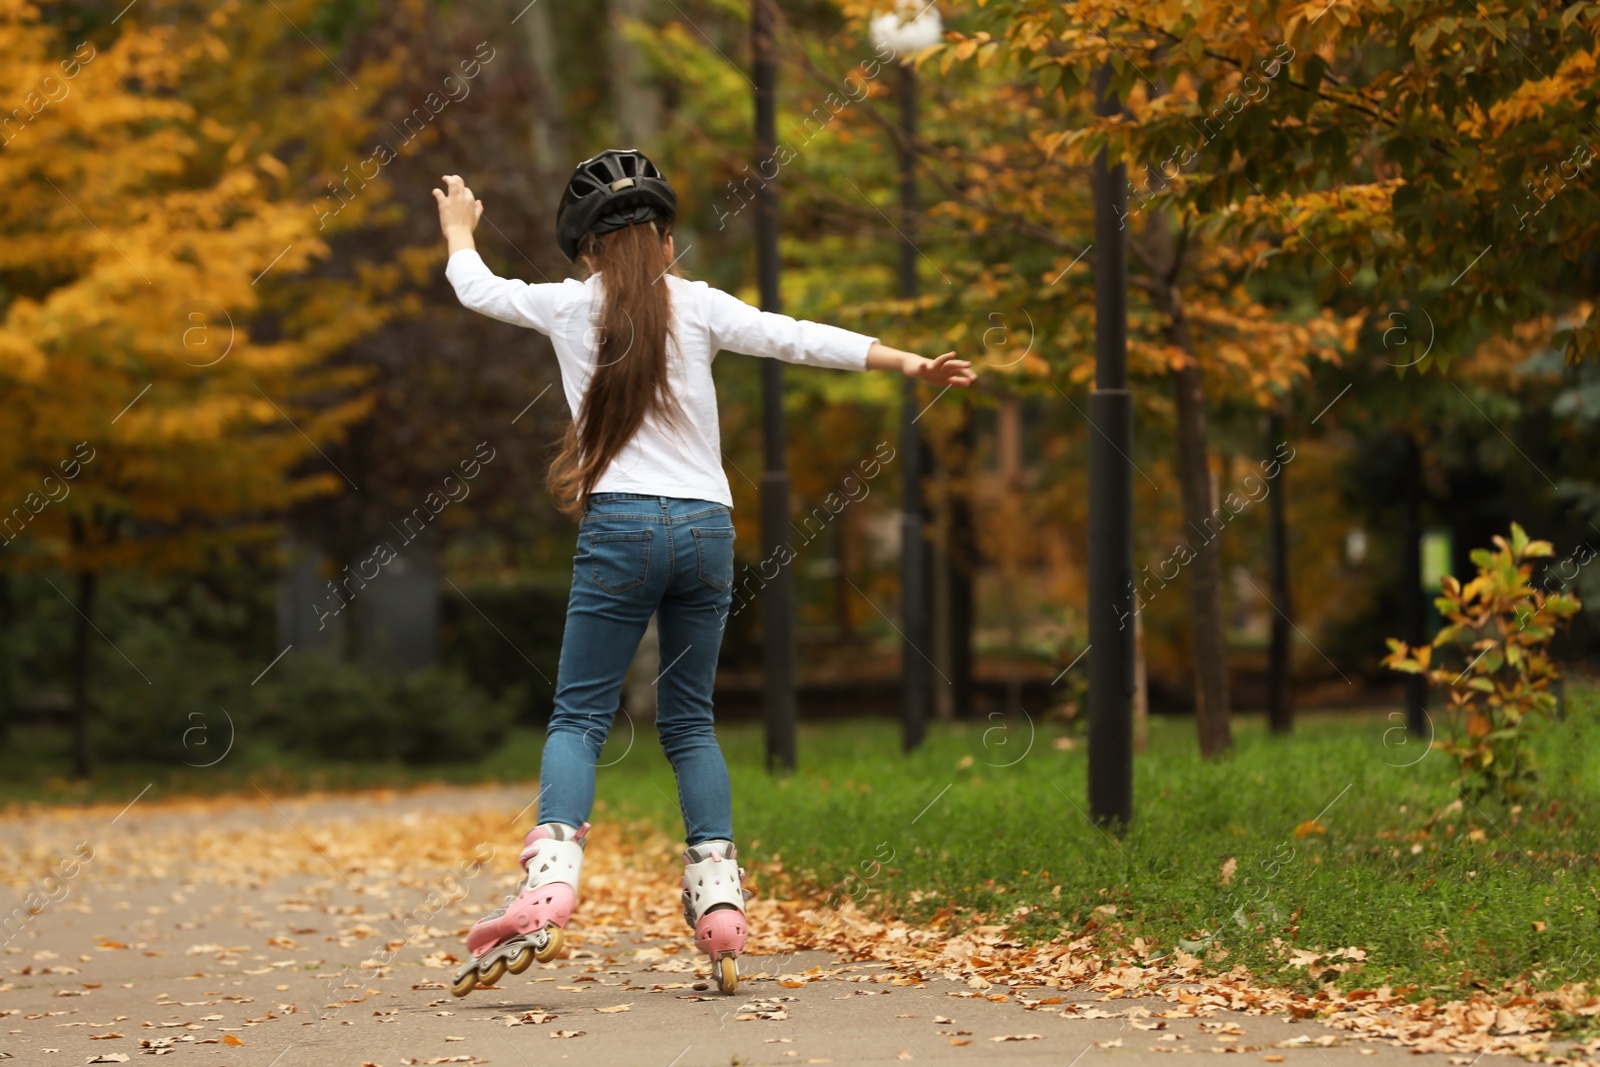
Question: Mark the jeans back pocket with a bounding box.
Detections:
[587,529,652,595]
[692,526,735,591]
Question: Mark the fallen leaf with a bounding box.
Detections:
[896,1053,912,1061]
[550,1029,586,1039]
[594,1004,631,1014]
[992,1034,1044,1043]
[87,1056,130,1064]
[222,1035,243,1047]
[1220,857,1237,885]
[1263,1057,1285,1063]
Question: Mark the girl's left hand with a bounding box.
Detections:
[433,174,484,238]
[905,352,976,388]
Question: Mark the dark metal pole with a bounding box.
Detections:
[897,62,929,753]
[753,0,796,772]
[1087,63,1134,827]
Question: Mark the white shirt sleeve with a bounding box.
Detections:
[445,249,568,334]
[699,283,876,371]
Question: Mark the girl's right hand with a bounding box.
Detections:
[904,351,976,388]
[865,343,977,387]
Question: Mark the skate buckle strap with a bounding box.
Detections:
[521,823,587,893]
[682,839,746,924]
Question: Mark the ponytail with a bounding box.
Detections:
[547,221,680,517]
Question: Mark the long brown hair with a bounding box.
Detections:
[547,220,681,516]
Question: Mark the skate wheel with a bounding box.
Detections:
[717,956,738,995]
[450,970,478,998]
[535,925,564,964]
[479,957,507,986]
[507,945,536,975]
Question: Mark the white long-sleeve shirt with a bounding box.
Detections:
[446,249,876,507]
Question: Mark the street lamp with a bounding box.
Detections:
[869,0,942,755]
[1086,64,1134,827]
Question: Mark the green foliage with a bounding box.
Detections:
[440,580,568,725]
[387,668,519,765]
[253,657,513,765]
[1384,524,1582,800]
[92,632,249,765]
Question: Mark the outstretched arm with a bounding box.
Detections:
[702,285,977,386]
[435,174,565,333]
[866,343,977,389]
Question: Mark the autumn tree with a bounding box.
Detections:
[620,1,1361,755]
[0,0,407,774]
[968,1,1600,368]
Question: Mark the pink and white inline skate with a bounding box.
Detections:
[681,839,752,995]
[451,822,589,997]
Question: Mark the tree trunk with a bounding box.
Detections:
[1266,411,1294,734]
[71,569,97,779]
[1131,215,1231,757]
[948,409,976,719]
[0,571,12,745]
[607,0,661,147]
[1170,315,1232,758]
[1133,605,1148,753]
[834,508,853,640]
[343,564,363,665]
[932,462,955,724]
[518,0,568,172]
[998,393,1024,712]
[1401,431,1428,737]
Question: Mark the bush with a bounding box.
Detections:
[254,654,396,762]
[1384,523,1582,801]
[387,668,516,764]
[92,627,250,765]
[440,579,567,724]
[252,656,512,765]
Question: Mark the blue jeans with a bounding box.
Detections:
[538,493,736,845]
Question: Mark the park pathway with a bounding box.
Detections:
[0,786,1510,1066]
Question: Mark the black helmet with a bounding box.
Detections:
[556,148,677,262]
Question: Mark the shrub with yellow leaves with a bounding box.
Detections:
[1384,524,1581,801]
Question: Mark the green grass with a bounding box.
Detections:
[6,692,1600,1013]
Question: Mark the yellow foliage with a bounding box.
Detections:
[0,0,408,571]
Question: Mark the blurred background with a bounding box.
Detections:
[4,0,1599,785]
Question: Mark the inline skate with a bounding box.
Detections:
[451,821,589,997]
[681,839,751,995]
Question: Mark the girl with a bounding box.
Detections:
[433,150,974,997]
